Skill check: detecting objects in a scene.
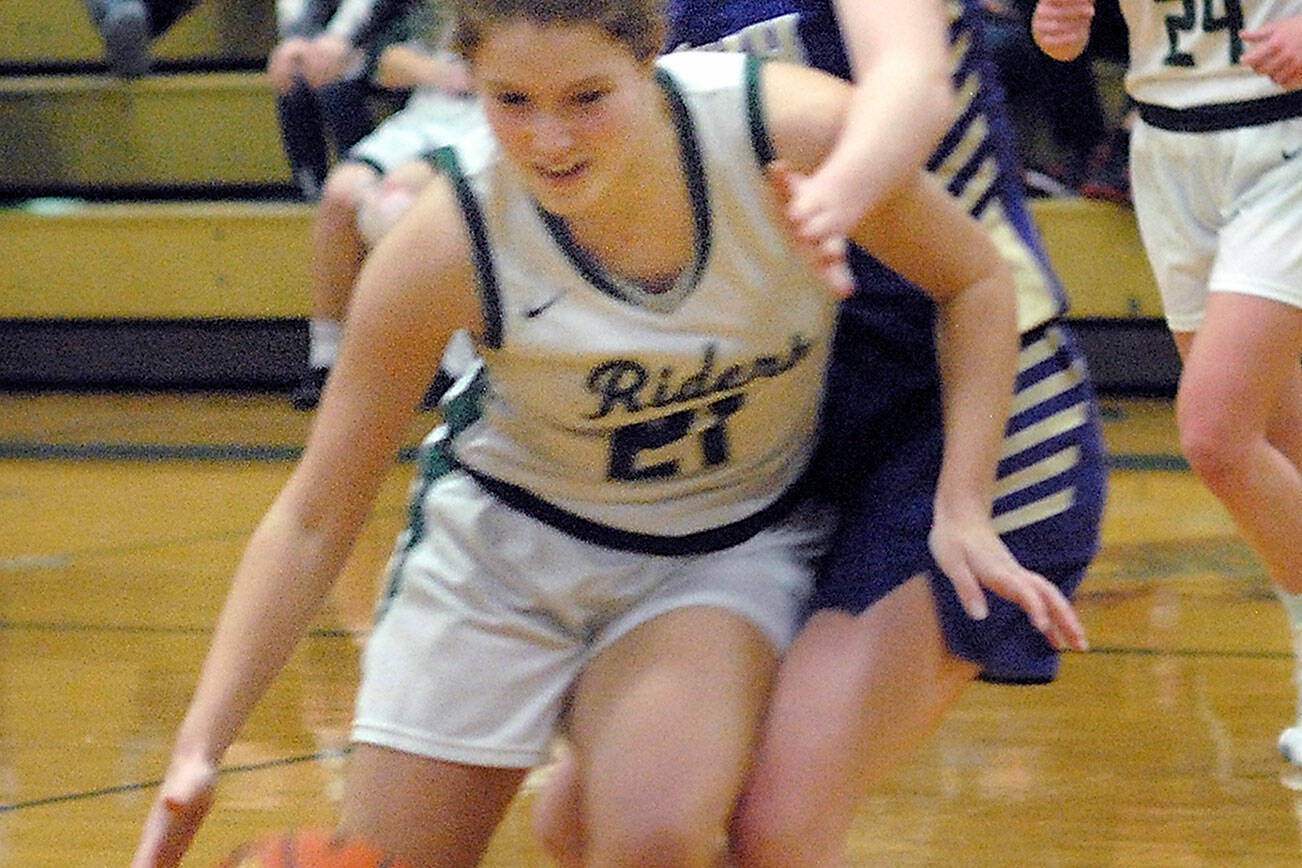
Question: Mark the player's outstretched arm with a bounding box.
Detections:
[762,59,1087,650]
[869,173,1086,650]
[857,171,1083,652]
[129,179,481,868]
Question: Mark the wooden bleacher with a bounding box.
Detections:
[0,73,289,195]
[0,0,305,388]
[0,195,1179,393]
[1,0,272,70]
[0,6,1178,393]
[1,0,285,197]
[1030,199,1179,396]
[0,200,310,320]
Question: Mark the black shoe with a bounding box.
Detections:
[290,366,330,411]
[417,369,456,412]
[100,0,150,78]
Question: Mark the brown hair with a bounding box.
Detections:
[447,0,665,63]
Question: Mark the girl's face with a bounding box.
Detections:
[471,19,657,218]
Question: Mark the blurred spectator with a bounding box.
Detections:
[269,0,418,200]
[290,0,482,409]
[981,0,1131,201]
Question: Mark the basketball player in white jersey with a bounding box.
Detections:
[131,2,1085,865]
[533,4,1109,865]
[1035,0,1302,767]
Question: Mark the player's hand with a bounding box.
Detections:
[765,161,853,298]
[928,512,1089,653]
[432,55,474,97]
[301,34,357,88]
[267,38,311,93]
[1242,18,1302,90]
[783,163,879,257]
[1031,0,1095,62]
[129,754,218,868]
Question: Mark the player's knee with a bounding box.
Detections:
[729,792,828,868]
[589,814,724,868]
[320,164,378,222]
[582,783,730,868]
[1176,404,1248,490]
[1180,430,1237,489]
[382,158,436,193]
[356,185,420,246]
[529,778,584,867]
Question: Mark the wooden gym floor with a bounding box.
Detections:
[2,390,1300,866]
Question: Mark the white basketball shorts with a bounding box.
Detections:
[347,87,485,174]
[1130,113,1302,333]
[352,469,828,768]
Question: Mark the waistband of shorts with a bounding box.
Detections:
[1135,89,1302,132]
[462,467,809,556]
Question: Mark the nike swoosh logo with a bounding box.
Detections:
[1284,148,1300,161]
[523,295,564,318]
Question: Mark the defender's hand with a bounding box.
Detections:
[929,515,1089,652]
[766,161,853,299]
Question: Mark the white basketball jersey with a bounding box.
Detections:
[431,51,838,552]
[1122,0,1302,106]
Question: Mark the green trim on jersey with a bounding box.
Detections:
[432,145,504,349]
[535,66,713,313]
[375,363,489,623]
[744,53,775,166]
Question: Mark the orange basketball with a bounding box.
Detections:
[215,827,410,868]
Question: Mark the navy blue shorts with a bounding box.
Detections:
[810,322,1107,684]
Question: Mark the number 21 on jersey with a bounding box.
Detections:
[608,394,744,481]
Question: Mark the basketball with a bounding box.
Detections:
[215,828,409,867]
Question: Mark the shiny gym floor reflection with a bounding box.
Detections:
[2,392,1300,866]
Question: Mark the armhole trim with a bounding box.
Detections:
[431,145,504,350]
[745,54,775,166]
